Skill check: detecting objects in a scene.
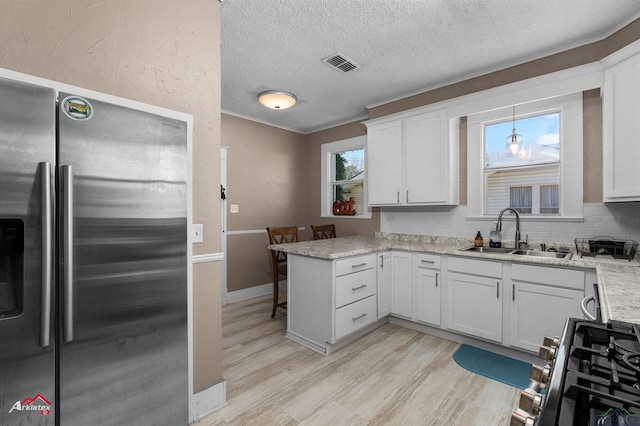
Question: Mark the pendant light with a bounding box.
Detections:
[505,106,523,155]
[257,90,297,110]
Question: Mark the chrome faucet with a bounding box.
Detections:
[497,207,521,249]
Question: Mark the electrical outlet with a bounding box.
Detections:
[193,224,203,243]
[230,204,239,213]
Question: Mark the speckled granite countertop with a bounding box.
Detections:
[269,232,640,324]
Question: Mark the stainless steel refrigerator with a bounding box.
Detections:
[0,76,188,425]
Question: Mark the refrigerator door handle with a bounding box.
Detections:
[39,162,52,347]
[62,165,74,342]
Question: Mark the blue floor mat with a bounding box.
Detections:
[453,344,531,389]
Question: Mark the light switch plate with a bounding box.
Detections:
[230,204,239,213]
[193,224,203,243]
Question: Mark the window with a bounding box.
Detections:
[510,186,532,214]
[321,136,370,218]
[484,111,560,215]
[507,184,559,214]
[467,93,583,220]
[332,148,365,213]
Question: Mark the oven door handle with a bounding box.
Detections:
[580,295,597,321]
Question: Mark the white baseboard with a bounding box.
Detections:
[225,281,285,304]
[191,379,226,422]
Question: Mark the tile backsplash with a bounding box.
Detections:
[380,203,640,246]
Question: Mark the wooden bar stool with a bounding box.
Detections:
[266,226,299,318]
[310,224,336,240]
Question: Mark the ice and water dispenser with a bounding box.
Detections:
[0,219,23,318]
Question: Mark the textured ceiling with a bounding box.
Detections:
[221,0,640,134]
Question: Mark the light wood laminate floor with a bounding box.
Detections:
[196,295,519,425]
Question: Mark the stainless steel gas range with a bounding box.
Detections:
[512,318,640,425]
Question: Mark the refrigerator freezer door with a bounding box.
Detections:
[0,78,55,425]
[57,94,188,425]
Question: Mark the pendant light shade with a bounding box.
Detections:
[505,106,523,155]
[257,90,297,110]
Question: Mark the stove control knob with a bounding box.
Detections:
[519,388,543,415]
[542,336,559,347]
[539,344,557,362]
[530,364,551,385]
[510,409,536,426]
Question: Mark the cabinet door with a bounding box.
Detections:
[511,282,583,352]
[367,121,403,205]
[405,111,447,204]
[390,252,413,319]
[414,265,441,326]
[603,52,640,201]
[447,272,502,342]
[377,252,391,319]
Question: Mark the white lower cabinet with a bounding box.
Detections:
[377,252,391,319]
[286,253,378,354]
[287,247,593,356]
[414,253,441,326]
[447,257,503,343]
[510,264,585,352]
[390,251,413,319]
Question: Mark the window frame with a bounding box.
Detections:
[320,136,371,219]
[467,93,583,221]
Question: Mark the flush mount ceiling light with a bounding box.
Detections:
[257,90,297,110]
[505,105,524,155]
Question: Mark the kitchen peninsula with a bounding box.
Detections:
[269,233,640,355]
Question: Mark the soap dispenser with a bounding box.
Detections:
[474,231,483,247]
[489,223,502,248]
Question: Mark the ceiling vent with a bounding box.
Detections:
[322,53,360,74]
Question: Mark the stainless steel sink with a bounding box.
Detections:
[462,246,572,259]
[462,246,514,254]
[511,249,571,259]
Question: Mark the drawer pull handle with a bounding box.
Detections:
[351,262,367,268]
[421,259,435,264]
[352,312,368,321]
[352,284,367,291]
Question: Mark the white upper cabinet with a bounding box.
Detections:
[366,120,403,205]
[365,108,458,206]
[603,46,640,202]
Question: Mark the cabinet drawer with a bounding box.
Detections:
[335,254,376,277]
[512,264,585,290]
[335,267,376,308]
[448,256,502,278]
[415,253,441,269]
[335,295,377,340]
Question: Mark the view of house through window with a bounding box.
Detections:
[332,148,365,215]
[484,111,560,215]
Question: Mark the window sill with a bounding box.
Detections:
[320,213,372,220]
[466,215,584,223]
